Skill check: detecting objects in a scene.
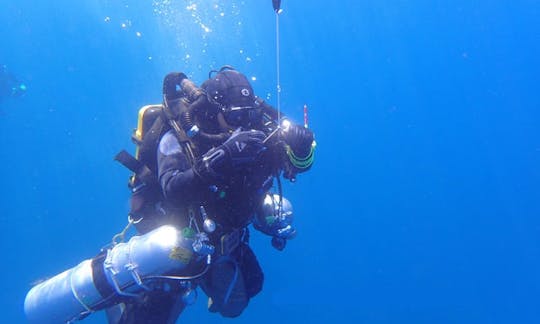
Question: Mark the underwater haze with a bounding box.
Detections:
[2,0,540,323]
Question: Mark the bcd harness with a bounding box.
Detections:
[113,71,313,248]
[113,73,251,258]
[113,75,206,240]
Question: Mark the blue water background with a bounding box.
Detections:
[1,0,539,323]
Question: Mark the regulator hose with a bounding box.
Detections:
[179,92,230,145]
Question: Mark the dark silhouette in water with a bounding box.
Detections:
[0,65,26,102]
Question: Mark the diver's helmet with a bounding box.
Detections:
[203,67,262,128]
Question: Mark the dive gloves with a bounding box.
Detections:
[221,129,267,168]
[279,121,316,179]
[194,129,267,182]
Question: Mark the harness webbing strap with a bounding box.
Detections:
[91,252,116,305]
[162,100,197,165]
[114,150,155,185]
[114,150,141,174]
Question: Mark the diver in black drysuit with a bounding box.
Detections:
[110,68,315,323]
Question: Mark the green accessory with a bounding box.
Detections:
[182,227,196,239]
[285,141,316,169]
[266,216,276,225]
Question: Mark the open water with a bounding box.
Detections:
[1,1,539,323]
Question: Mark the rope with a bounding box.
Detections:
[275,11,281,122]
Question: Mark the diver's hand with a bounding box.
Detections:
[193,129,266,182]
[279,121,315,179]
[221,128,267,169]
[281,122,314,156]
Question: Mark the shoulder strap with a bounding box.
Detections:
[162,99,198,165]
[114,150,156,186]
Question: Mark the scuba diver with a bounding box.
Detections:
[0,65,26,103]
[23,66,315,324]
[110,66,316,323]
[24,3,315,323]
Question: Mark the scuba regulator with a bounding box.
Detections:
[162,69,315,181]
